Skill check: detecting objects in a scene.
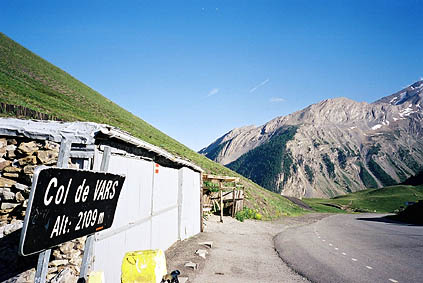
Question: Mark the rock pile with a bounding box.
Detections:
[0,136,82,282]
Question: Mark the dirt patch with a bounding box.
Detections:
[282,196,313,210]
[165,213,330,282]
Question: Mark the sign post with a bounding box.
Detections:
[79,145,111,282]
[19,144,125,282]
[34,139,70,283]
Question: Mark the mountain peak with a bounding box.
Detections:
[373,80,423,106]
[201,82,423,198]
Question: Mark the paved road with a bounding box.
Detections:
[275,214,423,283]
[166,214,311,283]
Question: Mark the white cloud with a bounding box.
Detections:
[249,78,270,93]
[269,97,285,103]
[207,88,219,97]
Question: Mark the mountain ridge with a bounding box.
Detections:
[200,81,423,198]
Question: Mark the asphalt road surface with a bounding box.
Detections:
[275,214,423,283]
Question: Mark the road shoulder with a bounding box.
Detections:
[165,214,329,282]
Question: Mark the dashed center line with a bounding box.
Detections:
[310,230,398,283]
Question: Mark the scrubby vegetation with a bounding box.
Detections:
[364,144,396,186]
[322,153,335,179]
[367,158,396,186]
[358,162,378,188]
[304,164,314,183]
[398,147,421,173]
[235,207,262,222]
[241,179,306,220]
[203,181,220,192]
[337,149,347,169]
[227,126,298,193]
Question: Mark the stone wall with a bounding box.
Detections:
[0,136,84,282]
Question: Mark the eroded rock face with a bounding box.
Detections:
[200,81,423,198]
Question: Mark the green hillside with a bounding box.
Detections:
[0,32,304,219]
[304,185,423,213]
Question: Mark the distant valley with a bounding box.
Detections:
[200,81,423,198]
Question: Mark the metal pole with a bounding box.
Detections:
[34,249,51,283]
[34,139,71,283]
[79,146,111,282]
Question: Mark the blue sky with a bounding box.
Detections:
[2,0,423,150]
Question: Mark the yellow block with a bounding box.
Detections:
[121,249,167,283]
[88,271,105,283]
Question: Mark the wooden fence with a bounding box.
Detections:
[0,103,61,121]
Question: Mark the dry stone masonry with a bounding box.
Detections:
[0,137,83,282]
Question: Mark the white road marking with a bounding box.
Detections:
[317,236,321,238]
[388,279,398,283]
[366,266,373,270]
[329,243,333,246]
[351,258,358,261]
[322,239,326,242]
[334,248,339,250]
[342,252,347,255]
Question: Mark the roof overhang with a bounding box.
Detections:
[0,118,202,172]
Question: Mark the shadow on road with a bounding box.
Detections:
[356,215,423,227]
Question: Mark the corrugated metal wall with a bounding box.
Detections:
[91,149,201,282]
[179,167,201,241]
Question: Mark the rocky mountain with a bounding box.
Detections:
[199,81,423,198]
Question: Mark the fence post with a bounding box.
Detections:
[231,188,236,217]
[34,139,71,283]
[78,146,111,282]
[219,182,223,223]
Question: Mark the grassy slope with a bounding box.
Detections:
[0,32,304,219]
[242,180,305,219]
[304,185,423,213]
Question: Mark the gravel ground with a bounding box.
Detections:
[165,213,330,283]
